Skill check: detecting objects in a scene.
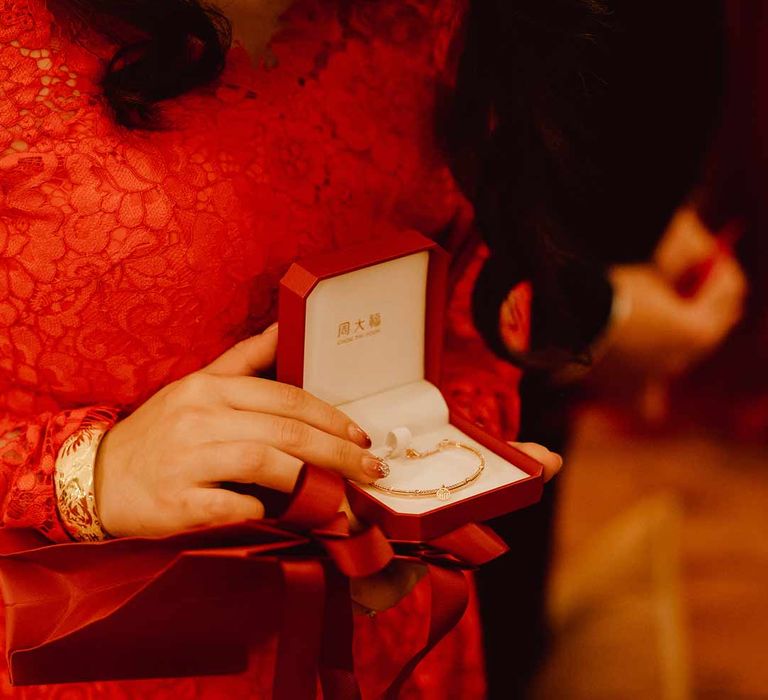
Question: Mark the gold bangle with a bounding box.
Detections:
[54,423,112,542]
[369,439,485,501]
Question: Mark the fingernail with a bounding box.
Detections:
[349,424,372,448]
[264,322,278,334]
[362,455,389,480]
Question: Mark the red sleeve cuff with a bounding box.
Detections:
[1,406,121,543]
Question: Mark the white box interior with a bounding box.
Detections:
[302,251,530,515]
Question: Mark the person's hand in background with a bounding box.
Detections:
[592,204,746,380]
[653,205,725,283]
[603,257,746,378]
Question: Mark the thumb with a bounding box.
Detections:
[203,323,279,376]
[508,441,563,483]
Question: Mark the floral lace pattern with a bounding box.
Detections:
[0,405,118,541]
[0,0,529,696]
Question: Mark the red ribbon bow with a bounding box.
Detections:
[0,465,508,699]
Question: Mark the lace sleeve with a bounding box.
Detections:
[0,406,120,542]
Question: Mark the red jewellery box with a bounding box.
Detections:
[278,231,543,541]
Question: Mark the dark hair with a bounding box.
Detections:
[444,1,612,366]
[52,0,622,363]
[445,1,723,366]
[55,0,231,127]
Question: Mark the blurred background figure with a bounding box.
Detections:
[475,1,767,698]
[489,2,768,699]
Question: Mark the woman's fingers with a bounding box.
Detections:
[509,441,563,482]
[212,376,371,448]
[654,205,718,281]
[182,488,266,528]
[695,256,747,326]
[679,258,747,364]
[209,411,384,483]
[203,324,279,377]
[192,441,304,493]
[201,330,372,449]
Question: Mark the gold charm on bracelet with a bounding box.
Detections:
[370,439,485,501]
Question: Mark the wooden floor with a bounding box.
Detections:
[551,407,768,699]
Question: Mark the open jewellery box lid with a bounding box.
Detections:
[278,231,543,541]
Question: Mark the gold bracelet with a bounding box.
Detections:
[54,422,112,542]
[370,439,485,501]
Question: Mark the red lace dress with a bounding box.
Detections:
[0,0,530,697]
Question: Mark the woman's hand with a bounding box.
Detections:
[603,260,746,377]
[510,441,563,482]
[653,205,723,283]
[624,205,747,376]
[348,441,563,615]
[94,325,385,538]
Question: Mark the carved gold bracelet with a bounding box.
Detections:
[54,423,112,542]
[370,439,485,501]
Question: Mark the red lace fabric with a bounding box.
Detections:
[0,0,530,696]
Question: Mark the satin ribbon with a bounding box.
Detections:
[0,465,508,699]
[269,466,508,700]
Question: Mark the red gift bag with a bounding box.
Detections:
[0,466,506,699]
